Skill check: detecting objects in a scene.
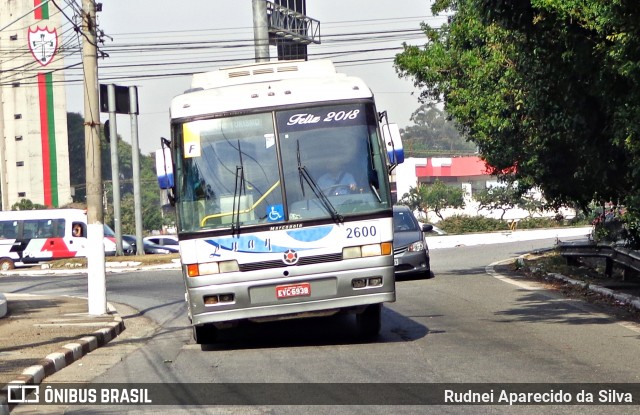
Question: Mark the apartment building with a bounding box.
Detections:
[0,0,72,209]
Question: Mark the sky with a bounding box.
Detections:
[63,0,446,154]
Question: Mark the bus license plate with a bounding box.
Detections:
[276,283,311,299]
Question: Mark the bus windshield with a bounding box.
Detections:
[174,102,391,232]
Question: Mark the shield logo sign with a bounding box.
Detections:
[28,26,58,66]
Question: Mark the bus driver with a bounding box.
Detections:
[317,157,358,196]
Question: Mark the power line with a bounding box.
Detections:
[1,6,436,91]
[103,15,441,38]
[2,24,429,86]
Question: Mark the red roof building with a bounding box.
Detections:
[415,156,491,182]
[394,156,497,203]
[394,156,574,222]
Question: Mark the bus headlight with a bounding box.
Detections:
[186,260,239,277]
[342,246,362,259]
[361,244,381,257]
[219,260,240,273]
[342,242,392,259]
[198,262,220,275]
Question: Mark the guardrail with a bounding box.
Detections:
[558,241,640,279]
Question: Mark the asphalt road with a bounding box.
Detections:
[6,237,640,414]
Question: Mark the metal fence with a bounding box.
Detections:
[558,241,640,278]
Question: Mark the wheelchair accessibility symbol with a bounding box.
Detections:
[267,204,284,222]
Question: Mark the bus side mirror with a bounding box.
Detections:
[156,141,176,206]
[155,146,174,190]
[381,123,404,165]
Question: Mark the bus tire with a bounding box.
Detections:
[193,324,217,345]
[0,258,15,271]
[356,303,382,340]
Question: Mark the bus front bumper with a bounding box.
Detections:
[186,266,395,328]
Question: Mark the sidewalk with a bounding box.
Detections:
[0,260,181,412]
[0,293,124,413]
[426,226,593,249]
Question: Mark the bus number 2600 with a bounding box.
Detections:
[346,226,377,238]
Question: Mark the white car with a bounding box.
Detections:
[143,235,179,248]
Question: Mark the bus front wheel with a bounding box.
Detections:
[0,258,15,271]
[356,303,382,339]
[193,324,218,345]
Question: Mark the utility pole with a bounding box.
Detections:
[129,86,145,255]
[252,0,270,62]
[82,0,106,315]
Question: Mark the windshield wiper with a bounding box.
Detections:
[296,141,306,197]
[232,140,245,235]
[296,141,343,223]
[370,182,382,203]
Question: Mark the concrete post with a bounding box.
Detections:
[82,0,106,315]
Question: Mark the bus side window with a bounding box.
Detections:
[52,219,65,238]
[23,221,38,239]
[72,222,85,237]
[0,221,17,239]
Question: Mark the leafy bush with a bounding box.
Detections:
[436,214,587,234]
[516,217,562,229]
[437,215,510,234]
[567,211,593,226]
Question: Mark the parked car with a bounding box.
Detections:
[122,235,141,254]
[124,235,179,255]
[142,240,179,254]
[143,235,179,248]
[103,225,134,256]
[393,205,435,279]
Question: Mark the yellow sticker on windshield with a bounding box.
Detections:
[183,124,201,158]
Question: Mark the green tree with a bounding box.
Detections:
[473,185,523,220]
[394,0,640,245]
[67,112,87,199]
[11,199,48,211]
[399,180,465,220]
[517,192,546,219]
[401,104,476,157]
[66,112,164,233]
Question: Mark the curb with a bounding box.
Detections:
[0,303,125,415]
[545,272,640,311]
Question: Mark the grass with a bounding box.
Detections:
[514,250,622,282]
[46,253,180,269]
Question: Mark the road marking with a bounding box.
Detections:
[488,258,640,335]
[486,259,545,291]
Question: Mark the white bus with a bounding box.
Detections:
[0,209,122,270]
[157,59,404,344]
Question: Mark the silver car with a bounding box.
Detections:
[393,205,435,279]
